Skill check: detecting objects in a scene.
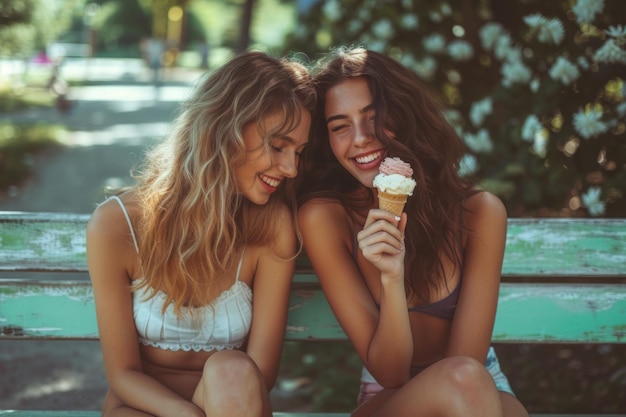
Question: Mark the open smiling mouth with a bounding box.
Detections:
[260,174,280,189]
[354,150,385,166]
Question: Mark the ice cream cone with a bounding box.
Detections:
[377,190,407,217]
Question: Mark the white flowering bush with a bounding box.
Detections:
[286,0,626,217]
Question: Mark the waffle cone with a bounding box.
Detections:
[377,190,408,216]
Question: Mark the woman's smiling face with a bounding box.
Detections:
[324,77,388,188]
[236,108,311,205]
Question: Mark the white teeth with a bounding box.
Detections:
[261,175,280,188]
[355,151,382,164]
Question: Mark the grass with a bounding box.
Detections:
[0,122,65,190]
[0,86,54,112]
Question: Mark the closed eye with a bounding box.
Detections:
[330,124,348,133]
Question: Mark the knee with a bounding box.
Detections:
[433,356,499,406]
[202,350,263,389]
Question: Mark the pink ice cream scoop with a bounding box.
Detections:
[378,157,414,178]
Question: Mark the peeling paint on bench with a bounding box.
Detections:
[1,214,625,279]
[2,281,625,343]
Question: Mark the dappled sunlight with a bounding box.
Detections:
[14,372,84,401]
[71,85,192,103]
[60,122,169,147]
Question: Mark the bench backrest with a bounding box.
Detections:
[1,212,625,343]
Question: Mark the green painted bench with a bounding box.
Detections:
[1,212,625,417]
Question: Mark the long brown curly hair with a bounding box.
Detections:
[298,47,476,302]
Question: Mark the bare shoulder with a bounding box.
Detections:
[298,197,351,234]
[86,192,139,252]
[463,190,507,228]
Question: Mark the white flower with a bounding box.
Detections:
[573,108,609,139]
[521,115,542,142]
[581,187,605,216]
[530,78,540,92]
[447,40,474,61]
[401,14,419,30]
[322,0,342,22]
[549,57,580,85]
[413,56,438,80]
[458,154,478,177]
[423,34,446,53]
[494,34,513,61]
[577,56,590,70]
[440,3,452,16]
[464,129,493,153]
[523,14,565,45]
[532,129,549,158]
[501,59,532,87]
[372,19,394,40]
[540,19,565,45]
[571,0,604,24]
[479,23,505,51]
[469,97,493,127]
[367,40,387,53]
[429,11,442,23]
[606,25,626,40]
[347,19,363,35]
[593,39,626,64]
[523,14,546,28]
[357,8,371,21]
[444,109,463,127]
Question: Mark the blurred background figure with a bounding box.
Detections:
[46,62,72,114]
[141,36,165,85]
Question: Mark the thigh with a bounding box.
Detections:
[102,389,154,417]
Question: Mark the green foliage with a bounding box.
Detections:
[0,0,80,57]
[0,0,35,26]
[0,122,64,190]
[91,0,151,49]
[283,0,626,217]
[0,87,53,111]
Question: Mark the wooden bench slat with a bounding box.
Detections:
[1,213,625,280]
[2,280,625,343]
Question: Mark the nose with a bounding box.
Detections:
[354,120,374,147]
[277,152,298,179]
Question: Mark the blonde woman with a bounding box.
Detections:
[87,51,315,417]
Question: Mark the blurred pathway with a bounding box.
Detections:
[0,64,201,411]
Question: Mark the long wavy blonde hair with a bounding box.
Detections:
[133,51,316,314]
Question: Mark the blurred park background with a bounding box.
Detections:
[0,0,625,414]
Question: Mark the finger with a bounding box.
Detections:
[397,213,408,234]
[363,209,402,228]
[358,229,404,253]
[358,218,403,244]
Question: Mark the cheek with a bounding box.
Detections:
[328,135,345,158]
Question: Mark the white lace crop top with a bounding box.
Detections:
[110,196,253,352]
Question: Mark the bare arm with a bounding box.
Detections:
[298,199,413,388]
[447,192,508,362]
[245,204,296,389]
[87,200,203,417]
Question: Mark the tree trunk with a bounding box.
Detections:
[238,0,255,53]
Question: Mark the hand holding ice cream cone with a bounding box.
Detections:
[373,157,416,217]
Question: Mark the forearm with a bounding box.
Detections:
[109,370,202,417]
[366,273,414,387]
